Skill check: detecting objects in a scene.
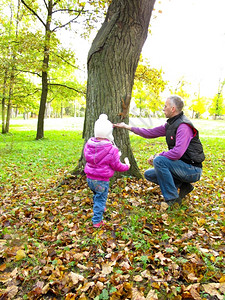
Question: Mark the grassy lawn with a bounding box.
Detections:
[0,119,224,299]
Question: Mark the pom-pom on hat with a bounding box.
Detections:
[94,114,114,142]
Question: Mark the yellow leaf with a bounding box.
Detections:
[196,217,206,226]
[151,282,160,289]
[210,256,216,263]
[15,249,26,261]
[219,275,225,283]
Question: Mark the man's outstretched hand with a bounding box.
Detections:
[113,122,131,130]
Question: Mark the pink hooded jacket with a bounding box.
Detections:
[84,138,129,181]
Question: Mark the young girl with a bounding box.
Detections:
[84,114,130,228]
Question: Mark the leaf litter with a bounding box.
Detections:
[0,170,224,299]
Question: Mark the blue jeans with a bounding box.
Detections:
[87,178,109,224]
[144,156,202,201]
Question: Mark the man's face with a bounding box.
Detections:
[163,98,175,118]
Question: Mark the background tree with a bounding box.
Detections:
[77,0,156,178]
[132,57,166,117]
[1,0,89,134]
[20,0,94,140]
[169,78,190,100]
[0,1,45,133]
[209,93,225,119]
[12,76,40,118]
[209,80,225,119]
[189,95,208,119]
[0,0,21,133]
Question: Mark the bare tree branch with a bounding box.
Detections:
[53,0,62,8]
[21,0,46,28]
[15,69,41,77]
[52,8,85,14]
[52,9,84,32]
[52,53,78,69]
[13,88,40,98]
[43,0,48,11]
[49,83,86,94]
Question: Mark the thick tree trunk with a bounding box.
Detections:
[76,0,156,178]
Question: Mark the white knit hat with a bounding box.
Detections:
[94,114,114,142]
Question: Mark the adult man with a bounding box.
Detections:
[114,95,205,206]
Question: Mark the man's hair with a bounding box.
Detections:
[168,95,184,112]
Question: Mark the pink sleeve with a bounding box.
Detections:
[159,124,194,160]
[131,124,166,138]
[110,148,129,172]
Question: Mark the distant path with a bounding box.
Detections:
[10,117,165,131]
[9,117,225,138]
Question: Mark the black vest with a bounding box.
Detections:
[165,112,205,168]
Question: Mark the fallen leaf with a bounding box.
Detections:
[146,289,158,300]
[133,275,143,282]
[196,217,206,226]
[160,202,169,211]
[3,285,18,299]
[132,287,145,300]
[70,272,84,285]
[203,283,225,300]
[101,262,113,275]
[0,263,7,271]
[15,249,26,261]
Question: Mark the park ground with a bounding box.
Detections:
[0,117,225,299]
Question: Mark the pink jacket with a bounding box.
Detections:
[84,138,129,181]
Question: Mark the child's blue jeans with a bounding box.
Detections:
[87,178,109,224]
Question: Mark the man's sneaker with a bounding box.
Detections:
[166,197,182,207]
[179,183,194,199]
[93,220,105,228]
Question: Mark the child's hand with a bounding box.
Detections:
[124,157,130,167]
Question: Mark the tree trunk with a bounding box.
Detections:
[1,71,8,134]
[4,0,20,134]
[36,68,49,139]
[61,102,63,118]
[5,70,15,133]
[76,0,156,178]
[36,1,52,140]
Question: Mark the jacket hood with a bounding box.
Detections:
[85,138,113,164]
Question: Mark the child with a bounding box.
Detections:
[84,114,130,228]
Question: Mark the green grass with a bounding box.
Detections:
[0,129,83,186]
[0,119,225,299]
[192,119,225,137]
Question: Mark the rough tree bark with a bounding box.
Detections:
[76,0,156,179]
